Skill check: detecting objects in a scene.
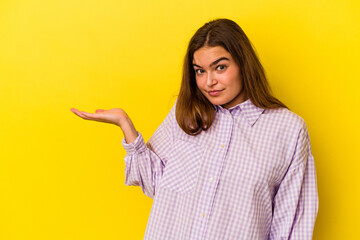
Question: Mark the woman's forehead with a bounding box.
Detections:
[193,46,232,66]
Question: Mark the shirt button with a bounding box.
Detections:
[202,213,205,218]
[220,144,225,149]
[227,113,231,118]
[210,177,214,182]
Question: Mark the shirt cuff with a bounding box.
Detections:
[121,131,147,155]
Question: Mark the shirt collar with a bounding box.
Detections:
[214,98,265,126]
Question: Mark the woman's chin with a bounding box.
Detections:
[209,99,227,106]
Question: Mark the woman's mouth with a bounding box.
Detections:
[207,89,224,96]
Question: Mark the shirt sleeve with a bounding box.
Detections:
[269,122,319,240]
[121,103,177,199]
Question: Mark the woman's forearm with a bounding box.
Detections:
[119,117,139,144]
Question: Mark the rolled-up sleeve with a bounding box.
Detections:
[270,123,319,240]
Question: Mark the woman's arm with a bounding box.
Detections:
[70,104,176,198]
[269,122,319,240]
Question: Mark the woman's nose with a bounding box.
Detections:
[206,72,217,87]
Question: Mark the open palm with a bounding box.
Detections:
[70,108,129,126]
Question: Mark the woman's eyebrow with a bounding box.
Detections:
[192,57,230,68]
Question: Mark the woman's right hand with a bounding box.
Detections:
[70,108,139,143]
[71,108,129,127]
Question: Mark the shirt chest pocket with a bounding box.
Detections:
[159,139,205,194]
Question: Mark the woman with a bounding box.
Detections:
[71,18,319,240]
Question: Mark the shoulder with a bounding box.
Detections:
[262,107,308,133]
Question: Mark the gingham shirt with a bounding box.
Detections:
[122,98,319,240]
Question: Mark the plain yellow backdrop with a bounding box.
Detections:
[1,0,359,239]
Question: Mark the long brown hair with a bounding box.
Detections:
[176,18,288,135]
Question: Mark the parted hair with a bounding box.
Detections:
[176,18,288,135]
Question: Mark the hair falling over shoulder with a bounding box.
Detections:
[176,18,288,136]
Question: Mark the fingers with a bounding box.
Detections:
[71,108,110,124]
[70,108,93,120]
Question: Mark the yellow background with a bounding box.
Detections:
[1,0,359,239]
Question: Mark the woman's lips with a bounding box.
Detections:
[207,89,223,96]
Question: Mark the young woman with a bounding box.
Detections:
[71,18,319,240]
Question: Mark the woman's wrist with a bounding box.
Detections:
[119,117,138,144]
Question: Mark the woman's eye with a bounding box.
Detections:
[195,69,204,74]
[216,65,226,71]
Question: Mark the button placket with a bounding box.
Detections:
[191,110,234,239]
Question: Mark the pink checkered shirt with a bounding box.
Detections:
[122,98,319,239]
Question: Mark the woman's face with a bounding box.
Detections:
[193,46,247,109]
